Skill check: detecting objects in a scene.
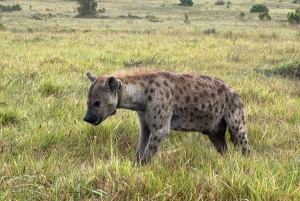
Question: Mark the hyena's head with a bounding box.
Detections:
[83,72,122,126]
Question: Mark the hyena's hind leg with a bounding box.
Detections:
[208,118,228,154]
[226,108,251,155]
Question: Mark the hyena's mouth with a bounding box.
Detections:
[92,117,104,126]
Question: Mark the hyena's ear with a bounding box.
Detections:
[86,72,97,82]
[106,76,122,92]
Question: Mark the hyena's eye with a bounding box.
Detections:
[94,101,101,107]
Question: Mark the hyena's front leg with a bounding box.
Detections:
[138,110,172,165]
[136,112,151,164]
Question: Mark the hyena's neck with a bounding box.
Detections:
[118,83,146,111]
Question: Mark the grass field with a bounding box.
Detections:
[1,0,300,200]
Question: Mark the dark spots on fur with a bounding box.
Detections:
[148,95,152,101]
[154,115,157,119]
[149,144,157,151]
[163,80,169,87]
[195,85,200,90]
[194,97,198,102]
[166,91,170,99]
[183,74,193,78]
[170,89,174,96]
[227,113,231,118]
[149,80,154,84]
[139,82,145,88]
[153,136,158,141]
[211,93,216,99]
[208,103,212,112]
[214,107,218,114]
[159,124,163,129]
[157,138,161,143]
[150,88,155,93]
[157,109,161,115]
[187,83,191,88]
[155,82,160,87]
[145,89,148,94]
[183,85,187,91]
[200,75,212,80]
[186,96,190,103]
[153,124,156,128]
[162,104,165,109]
[179,88,183,94]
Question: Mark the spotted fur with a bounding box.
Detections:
[83,69,250,165]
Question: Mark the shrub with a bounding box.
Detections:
[0,4,22,12]
[239,12,245,19]
[12,4,22,11]
[250,4,269,13]
[98,7,105,13]
[203,28,216,35]
[215,0,225,5]
[292,0,300,4]
[76,0,98,17]
[179,0,194,6]
[146,15,162,22]
[31,13,43,20]
[0,23,5,30]
[258,12,271,20]
[255,61,300,79]
[287,8,300,24]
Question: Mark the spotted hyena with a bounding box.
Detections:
[83,69,250,164]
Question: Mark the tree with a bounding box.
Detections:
[179,0,194,6]
[76,0,98,17]
[250,4,269,13]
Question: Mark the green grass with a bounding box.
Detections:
[1,0,300,200]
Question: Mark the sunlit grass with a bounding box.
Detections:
[0,0,300,200]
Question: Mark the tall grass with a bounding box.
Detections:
[1,0,300,200]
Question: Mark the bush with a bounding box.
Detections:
[203,28,216,35]
[214,0,225,5]
[239,12,245,19]
[12,4,22,11]
[76,0,98,17]
[179,0,194,6]
[287,8,300,24]
[292,0,300,4]
[0,4,22,12]
[258,12,271,20]
[250,4,269,13]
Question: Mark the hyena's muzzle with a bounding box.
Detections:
[83,109,103,126]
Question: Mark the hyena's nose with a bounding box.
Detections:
[83,113,97,124]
